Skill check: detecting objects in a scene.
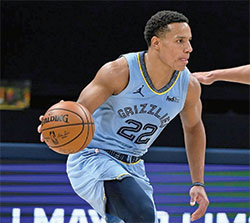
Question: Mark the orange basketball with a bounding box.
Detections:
[41,101,95,154]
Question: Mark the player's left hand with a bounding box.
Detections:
[189,185,209,221]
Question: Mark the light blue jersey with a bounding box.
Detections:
[67,51,190,222]
[88,51,190,156]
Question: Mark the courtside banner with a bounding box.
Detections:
[0,162,249,223]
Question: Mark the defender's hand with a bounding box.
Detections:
[192,71,215,85]
[189,186,209,221]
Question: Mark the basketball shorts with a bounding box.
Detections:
[66,147,158,222]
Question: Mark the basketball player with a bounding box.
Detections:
[38,10,209,222]
[193,64,250,85]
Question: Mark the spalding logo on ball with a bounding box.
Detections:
[41,101,95,154]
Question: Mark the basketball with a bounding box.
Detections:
[41,101,95,154]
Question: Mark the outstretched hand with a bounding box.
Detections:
[192,71,216,85]
[189,186,209,221]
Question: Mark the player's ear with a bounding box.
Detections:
[151,36,160,50]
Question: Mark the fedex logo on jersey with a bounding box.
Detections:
[166,96,180,103]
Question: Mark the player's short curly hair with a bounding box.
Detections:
[144,10,189,46]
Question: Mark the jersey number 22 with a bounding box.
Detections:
[117,119,158,144]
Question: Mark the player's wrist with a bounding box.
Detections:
[213,69,224,82]
[191,182,205,188]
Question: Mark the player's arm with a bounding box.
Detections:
[180,75,209,221]
[77,57,129,114]
[37,57,129,141]
[192,64,250,85]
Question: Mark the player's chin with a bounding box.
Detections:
[175,60,188,71]
[175,65,186,71]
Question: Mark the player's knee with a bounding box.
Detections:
[131,200,155,223]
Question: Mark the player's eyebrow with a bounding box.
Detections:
[175,35,192,40]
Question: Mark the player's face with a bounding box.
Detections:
[157,22,193,71]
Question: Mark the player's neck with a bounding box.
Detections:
[144,50,175,90]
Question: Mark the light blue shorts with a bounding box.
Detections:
[66,148,158,222]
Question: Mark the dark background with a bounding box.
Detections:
[1,0,249,148]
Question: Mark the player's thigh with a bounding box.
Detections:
[104,176,155,220]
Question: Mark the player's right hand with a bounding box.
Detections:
[37,115,44,142]
[37,100,64,142]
